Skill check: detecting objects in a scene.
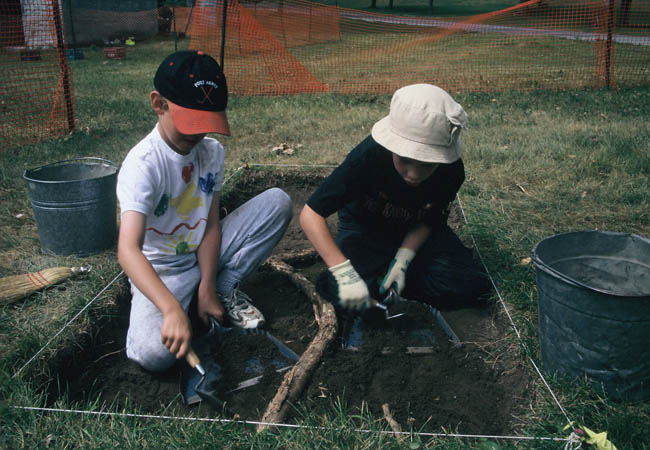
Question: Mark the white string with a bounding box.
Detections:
[564,431,584,450]
[222,165,245,185]
[13,406,569,443]
[456,194,573,425]
[247,163,339,168]
[222,163,338,186]
[12,270,125,379]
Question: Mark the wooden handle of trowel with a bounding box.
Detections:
[185,349,206,376]
[185,348,201,369]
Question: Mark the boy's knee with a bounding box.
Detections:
[265,187,293,222]
[127,340,176,373]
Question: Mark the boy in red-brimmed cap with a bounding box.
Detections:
[117,50,292,372]
[300,84,490,313]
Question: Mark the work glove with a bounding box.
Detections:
[380,247,416,296]
[328,259,370,311]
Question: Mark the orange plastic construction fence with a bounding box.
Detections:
[188,0,650,96]
[1,1,648,147]
[0,0,74,147]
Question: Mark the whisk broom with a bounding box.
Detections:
[0,265,91,305]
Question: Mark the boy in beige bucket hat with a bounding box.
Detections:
[300,84,489,311]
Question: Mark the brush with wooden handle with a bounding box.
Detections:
[0,265,91,305]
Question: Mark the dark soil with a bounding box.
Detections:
[55,168,529,435]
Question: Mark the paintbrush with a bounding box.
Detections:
[0,265,91,305]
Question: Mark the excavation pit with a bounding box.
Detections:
[47,169,529,435]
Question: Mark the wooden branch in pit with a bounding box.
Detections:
[274,248,319,265]
[257,256,338,432]
[382,403,405,441]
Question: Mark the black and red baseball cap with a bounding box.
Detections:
[154,50,230,136]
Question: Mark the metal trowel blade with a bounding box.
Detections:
[180,355,223,405]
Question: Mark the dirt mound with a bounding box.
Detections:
[54,169,529,435]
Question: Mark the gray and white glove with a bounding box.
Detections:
[329,259,370,311]
[380,247,415,296]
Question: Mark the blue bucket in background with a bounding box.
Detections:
[531,230,650,401]
[23,157,118,256]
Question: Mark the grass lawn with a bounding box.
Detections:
[299,0,522,16]
[1,12,650,450]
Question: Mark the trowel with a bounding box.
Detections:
[222,325,300,393]
[384,288,461,346]
[382,286,406,306]
[180,315,228,408]
[370,299,405,321]
[184,348,230,412]
[342,287,461,350]
[181,316,300,407]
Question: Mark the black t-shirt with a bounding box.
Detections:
[307,135,465,242]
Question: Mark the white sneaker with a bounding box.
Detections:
[221,289,265,329]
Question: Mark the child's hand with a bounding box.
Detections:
[329,259,370,310]
[161,305,192,359]
[380,247,416,295]
[197,283,225,325]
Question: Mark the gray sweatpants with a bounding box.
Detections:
[126,188,292,372]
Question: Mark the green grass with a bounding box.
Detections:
[223,11,650,96]
[162,0,521,17]
[313,0,521,16]
[1,27,650,450]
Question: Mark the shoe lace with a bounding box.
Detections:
[223,289,252,311]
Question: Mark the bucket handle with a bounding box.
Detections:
[23,156,117,171]
[23,157,119,181]
[531,231,650,298]
[530,250,583,288]
[530,248,646,297]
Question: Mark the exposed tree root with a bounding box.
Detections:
[257,255,338,432]
[382,403,405,442]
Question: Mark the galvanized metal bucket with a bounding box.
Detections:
[23,157,118,256]
[531,230,650,401]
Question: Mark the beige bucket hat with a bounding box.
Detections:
[371,84,467,164]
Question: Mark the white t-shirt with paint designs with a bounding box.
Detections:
[117,126,225,262]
